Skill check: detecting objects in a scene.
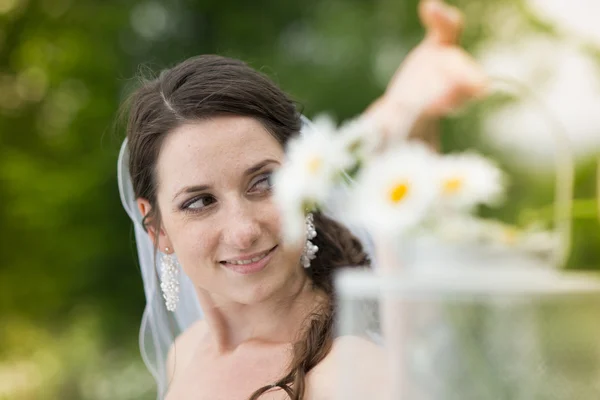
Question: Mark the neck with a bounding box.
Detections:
[196,272,324,353]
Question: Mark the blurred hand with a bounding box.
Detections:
[367,0,487,143]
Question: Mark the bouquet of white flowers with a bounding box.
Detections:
[273,112,556,261]
[274,83,600,399]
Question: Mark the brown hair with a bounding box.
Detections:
[125,54,370,399]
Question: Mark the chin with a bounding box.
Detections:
[227,254,305,305]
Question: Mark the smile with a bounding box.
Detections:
[220,246,277,275]
[222,248,273,265]
[221,246,277,265]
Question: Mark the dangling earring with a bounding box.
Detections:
[300,213,318,269]
[160,247,180,312]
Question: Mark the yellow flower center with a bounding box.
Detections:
[389,181,410,204]
[502,227,518,245]
[443,177,463,194]
[307,157,322,175]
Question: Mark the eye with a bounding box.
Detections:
[249,172,273,194]
[182,195,216,211]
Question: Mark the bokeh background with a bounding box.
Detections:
[1,0,600,399]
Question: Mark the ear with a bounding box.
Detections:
[137,198,173,253]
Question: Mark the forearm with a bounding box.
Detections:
[364,96,440,153]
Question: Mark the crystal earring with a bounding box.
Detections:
[160,247,180,312]
[300,213,318,269]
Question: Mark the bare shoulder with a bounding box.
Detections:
[306,335,388,399]
[331,335,385,356]
[166,319,208,379]
[329,335,387,376]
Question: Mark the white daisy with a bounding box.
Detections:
[337,116,383,165]
[436,152,506,211]
[273,116,354,242]
[516,228,557,257]
[348,143,440,235]
[309,113,383,172]
[434,215,519,247]
[275,200,307,245]
[434,214,493,243]
[434,213,556,257]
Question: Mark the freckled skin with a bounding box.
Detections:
[151,116,317,399]
[155,117,305,306]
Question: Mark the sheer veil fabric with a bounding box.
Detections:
[117,115,376,398]
[118,137,203,398]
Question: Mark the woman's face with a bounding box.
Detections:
[147,116,304,305]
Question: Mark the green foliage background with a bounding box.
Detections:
[0,0,598,399]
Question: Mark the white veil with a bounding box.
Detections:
[118,138,204,398]
[117,115,376,399]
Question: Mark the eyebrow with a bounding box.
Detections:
[244,159,280,177]
[172,158,280,202]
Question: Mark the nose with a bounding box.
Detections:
[221,200,262,251]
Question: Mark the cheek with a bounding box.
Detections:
[259,201,305,260]
[265,204,283,238]
[166,219,218,278]
[262,200,304,249]
[269,213,304,258]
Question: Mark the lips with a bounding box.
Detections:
[220,245,277,275]
[221,247,274,265]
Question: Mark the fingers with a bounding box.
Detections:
[449,49,487,94]
[419,0,464,45]
[426,50,488,115]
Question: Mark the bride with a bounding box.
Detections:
[118,1,487,399]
